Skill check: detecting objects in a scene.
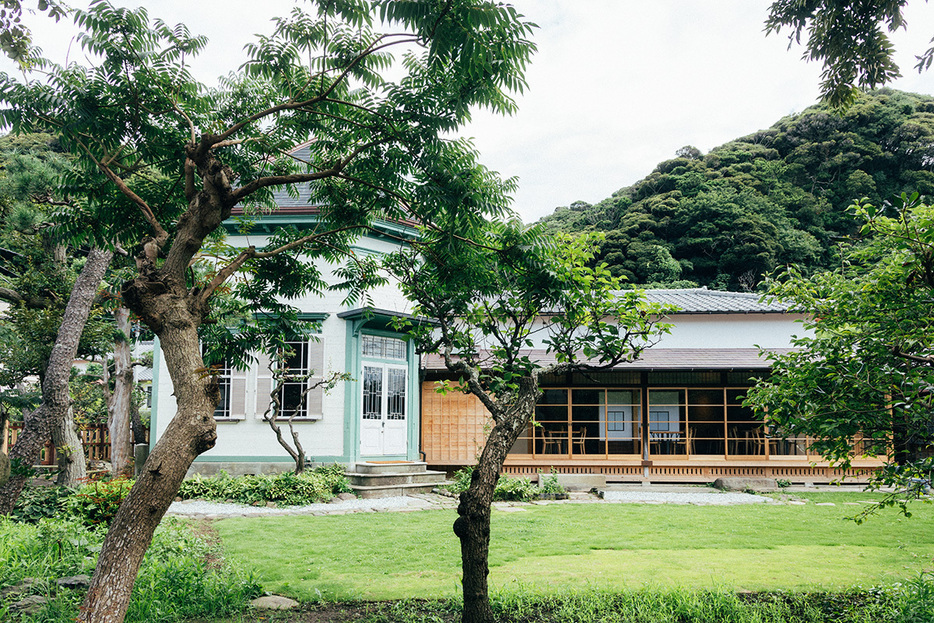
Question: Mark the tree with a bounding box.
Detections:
[260,342,350,474]
[0,133,115,488]
[388,230,671,623]
[0,246,112,501]
[746,193,934,519]
[765,0,932,106]
[540,90,934,289]
[0,0,66,63]
[0,2,535,621]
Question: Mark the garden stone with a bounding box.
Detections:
[10,595,47,614]
[56,575,91,589]
[712,477,777,492]
[265,502,277,508]
[1,577,40,597]
[815,502,836,506]
[337,492,356,501]
[251,595,299,610]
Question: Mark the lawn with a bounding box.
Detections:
[214,492,934,602]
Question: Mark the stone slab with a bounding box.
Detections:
[712,477,778,492]
[251,595,299,610]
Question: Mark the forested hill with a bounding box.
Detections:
[538,89,934,290]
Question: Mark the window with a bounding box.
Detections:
[202,346,232,420]
[277,341,310,419]
[362,335,406,360]
[387,368,406,420]
[508,387,641,457]
[362,365,383,420]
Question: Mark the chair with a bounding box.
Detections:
[572,426,586,455]
[750,428,766,455]
[541,428,563,454]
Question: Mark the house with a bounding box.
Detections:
[150,206,883,482]
[421,288,883,483]
[150,208,425,475]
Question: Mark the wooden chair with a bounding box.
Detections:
[572,426,586,455]
[541,428,563,454]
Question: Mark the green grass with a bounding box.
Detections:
[214,492,934,602]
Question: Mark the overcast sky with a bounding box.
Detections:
[7,0,934,223]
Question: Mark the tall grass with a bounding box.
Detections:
[322,582,934,623]
[0,517,261,623]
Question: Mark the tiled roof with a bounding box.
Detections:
[422,348,793,372]
[641,288,788,314]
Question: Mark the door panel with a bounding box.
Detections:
[359,364,408,456]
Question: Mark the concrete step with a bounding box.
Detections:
[346,471,447,487]
[353,461,429,475]
[350,481,451,499]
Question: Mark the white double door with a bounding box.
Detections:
[359,363,408,456]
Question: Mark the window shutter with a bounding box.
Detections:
[228,367,248,420]
[306,339,325,419]
[254,351,273,420]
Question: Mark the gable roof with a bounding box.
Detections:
[641,287,788,314]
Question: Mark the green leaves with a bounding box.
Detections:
[766,0,908,107]
[746,195,934,505]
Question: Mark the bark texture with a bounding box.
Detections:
[78,313,217,623]
[455,377,539,623]
[0,247,113,515]
[108,307,134,475]
[52,405,87,486]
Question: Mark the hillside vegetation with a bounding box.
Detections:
[539,89,934,290]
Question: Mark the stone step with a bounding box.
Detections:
[350,481,451,499]
[346,471,447,487]
[353,461,429,475]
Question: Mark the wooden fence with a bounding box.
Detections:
[5,423,111,465]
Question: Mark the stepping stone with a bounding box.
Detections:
[0,577,40,598]
[788,501,806,505]
[251,595,299,610]
[56,575,91,589]
[815,502,836,506]
[10,595,47,614]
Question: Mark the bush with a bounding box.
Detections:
[177,464,352,506]
[11,484,73,524]
[0,516,261,623]
[444,467,540,502]
[539,471,566,496]
[63,477,134,526]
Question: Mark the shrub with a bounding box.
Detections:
[444,467,540,502]
[177,464,351,506]
[0,516,261,623]
[539,471,566,496]
[63,477,134,526]
[11,484,73,524]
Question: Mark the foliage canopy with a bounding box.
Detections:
[540,90,934,290]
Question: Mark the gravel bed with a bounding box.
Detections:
[167,495,418,517]
[601,490,772,505]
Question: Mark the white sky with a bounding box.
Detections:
[7,0,934,223]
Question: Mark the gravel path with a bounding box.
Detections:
[167,488,776,518]
[600,490,772,505]
[167,495,433,518]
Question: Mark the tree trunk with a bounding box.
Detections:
[0,247,113,514]
[52,405,87,486]
[455,378,539,623]
[78,302,218,623]
[130,399,147,445]
[108,307,134,475]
